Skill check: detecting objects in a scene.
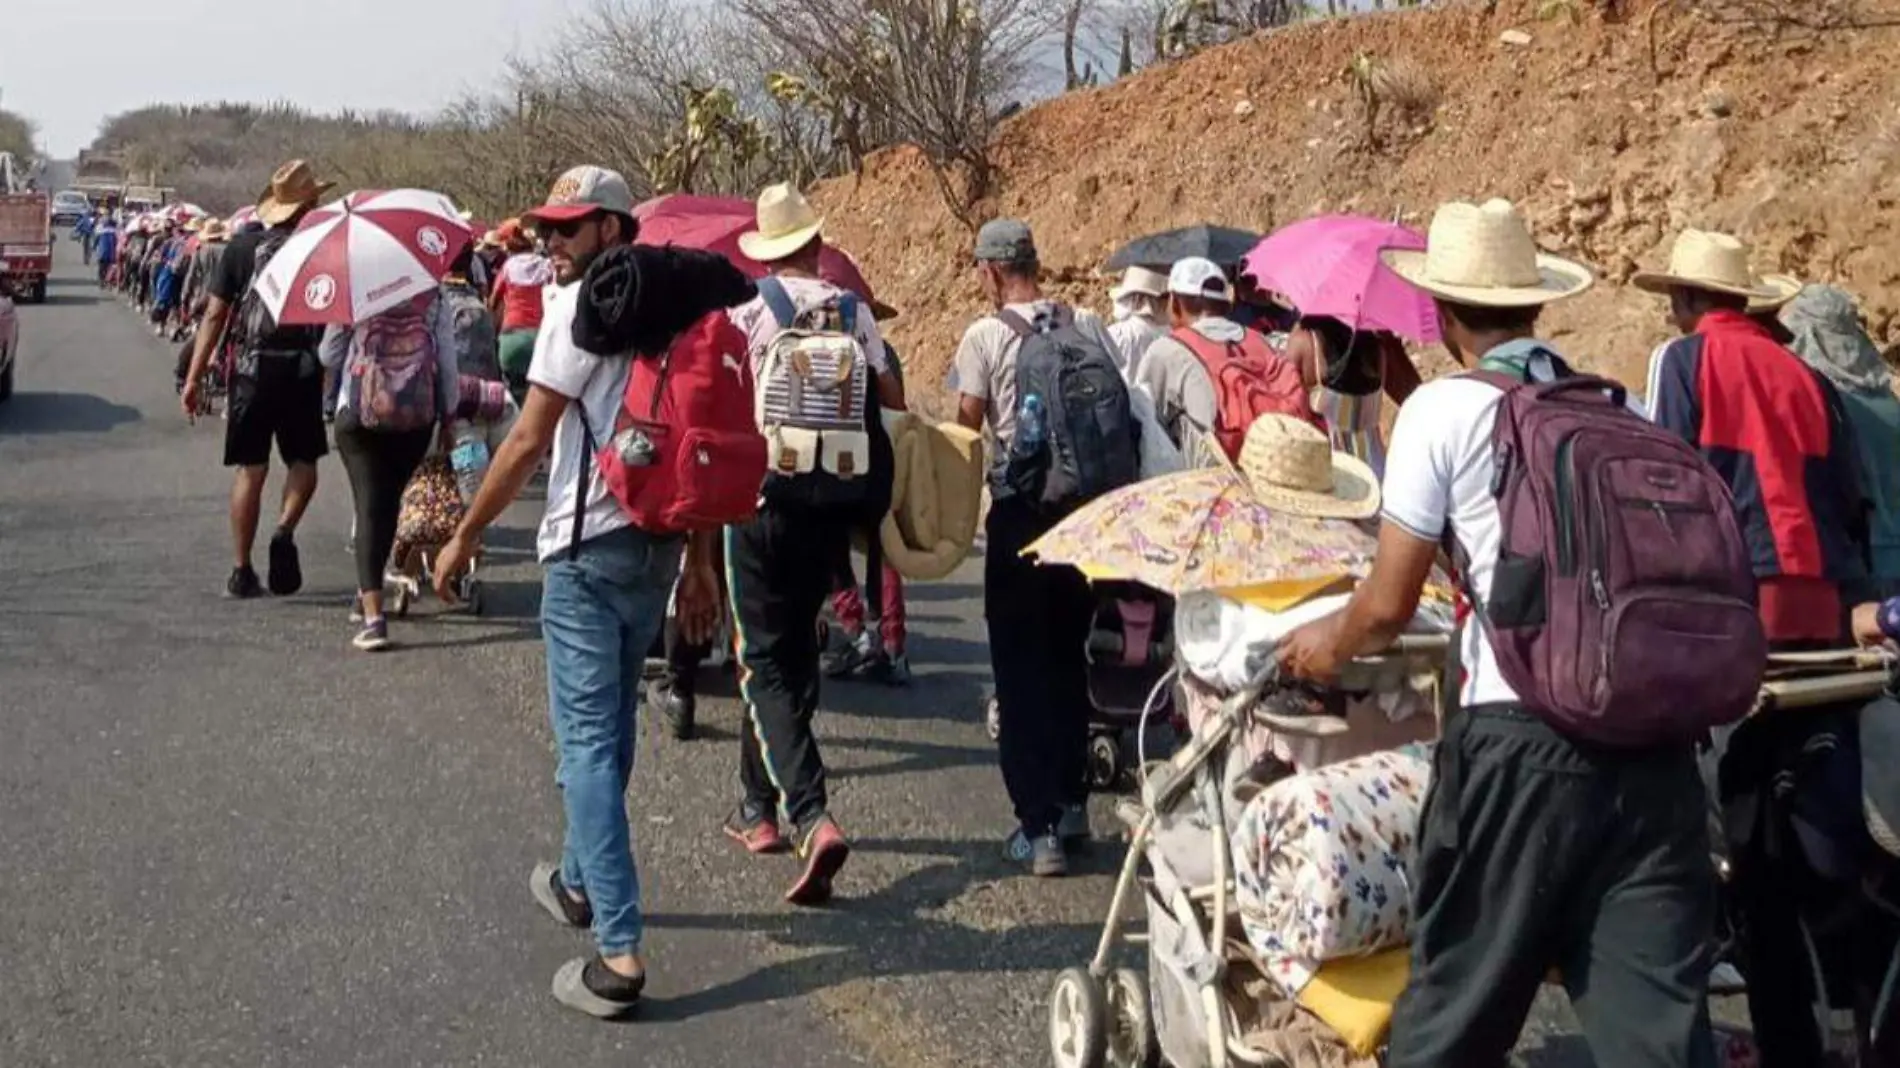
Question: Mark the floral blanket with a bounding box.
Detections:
[1234,743,1432,995]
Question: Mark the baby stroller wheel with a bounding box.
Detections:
[1105,968,1159,1068]
[986,696,1002,742]
[463,578,484,617]
[1087,734,1122,791]
[387,575,415,619]
[1048,967,1107,1068]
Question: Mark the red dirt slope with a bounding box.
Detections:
[812,0,1900,414]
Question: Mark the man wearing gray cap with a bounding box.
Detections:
[953,219,1128,877]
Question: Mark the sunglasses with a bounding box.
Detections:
[540,214,599,239]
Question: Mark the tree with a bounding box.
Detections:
[741,0,1049,230]
[0,109,37,161]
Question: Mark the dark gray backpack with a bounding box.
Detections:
[995,306,1140,515]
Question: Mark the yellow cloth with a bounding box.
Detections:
[878,413,986,581]
[1221,575,1357,611]
[1295,948,1410,1057]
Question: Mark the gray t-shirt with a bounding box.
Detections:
[951,301,1117,449]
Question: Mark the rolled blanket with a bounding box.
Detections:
[456,378,510,423]
[1233,743,1432,996]
[572,245,757,357]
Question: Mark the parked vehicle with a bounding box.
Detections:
[50,190,90,227]
[0,191,51,304]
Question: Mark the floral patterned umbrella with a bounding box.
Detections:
[1023,467,1378,596]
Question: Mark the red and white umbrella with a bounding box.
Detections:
[250,188,473,326]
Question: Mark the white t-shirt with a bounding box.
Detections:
[1380,373,1519,707]
[527,281,634,562]
[951,301,1118,447]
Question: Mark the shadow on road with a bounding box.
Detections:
[642,838,1101,1020]
[0,391,143,435]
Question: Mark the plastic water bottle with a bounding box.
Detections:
[449,424,490,504]
[1018,393,1047,452]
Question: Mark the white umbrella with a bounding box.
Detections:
[250,188,473,326]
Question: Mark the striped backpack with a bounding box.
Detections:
[753,278,892,521]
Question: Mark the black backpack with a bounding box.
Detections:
[230,229,321,362]
[995,306,1140,514]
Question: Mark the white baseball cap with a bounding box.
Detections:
[1168,257,1233,302]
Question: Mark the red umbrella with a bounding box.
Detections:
[633,195,891,317]
[252,188,473,325]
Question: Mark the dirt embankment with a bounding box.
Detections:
[811,0,1900,415]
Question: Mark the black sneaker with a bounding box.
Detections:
[822,630,876,679]
[529,861,594,929]
[551,956,645,1019]
[648,678,696,741]
[267,528,303,596]
[225,565,263,599]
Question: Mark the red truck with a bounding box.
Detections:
[0,191,52,304]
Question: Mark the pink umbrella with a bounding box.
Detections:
[251,189,473,326]
[1243,215,1439,343]
[633,194,890,316]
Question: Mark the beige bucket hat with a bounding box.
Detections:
[1109,265,1169,302]
[255,159,336,227]
[1235,414,1381,520]
[1632,229,1801,307]
[1382,198,1594,307]
[739,183,825,263]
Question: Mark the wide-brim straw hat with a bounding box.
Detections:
[739,183,825,263]
[198,219,229,243]
[256,159,336,227]
[1232,413,1381,520]
[1382,198,1594,308]
[1632,229,1801,307]
[1750,273,1804,314]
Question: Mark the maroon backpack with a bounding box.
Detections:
[1459,360,1765,747]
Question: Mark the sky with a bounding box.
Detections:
[0,0,572,158]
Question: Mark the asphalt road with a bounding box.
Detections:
[0,241,1691,1068]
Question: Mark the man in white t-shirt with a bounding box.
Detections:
[952,219,1118,878]
[1278,200,1719,1068]
[715,183,903,906]
[432,165,721,1021]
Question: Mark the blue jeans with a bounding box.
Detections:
[541,524,682,957]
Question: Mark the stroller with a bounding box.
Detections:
[983,585,1184,792]
[1048,633,1449,1068]
[1053,638,1898,1068]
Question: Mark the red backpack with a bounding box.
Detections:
[580,311,768,540]
[1172,328,1320,461]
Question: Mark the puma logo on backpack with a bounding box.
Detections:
[1459,354,1765,747]
[753,277,891,518]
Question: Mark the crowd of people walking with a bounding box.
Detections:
[62,149,1900,1068]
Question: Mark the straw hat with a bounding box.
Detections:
[1381,199,1594,308]
[198,219,229,243]
[1750,273,1804,314]
[1234,414,1381,519]
[739,183,825,263]
[1632,230,1801,307]
[256,159,335,227]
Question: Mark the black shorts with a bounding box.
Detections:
[223,355,329,468]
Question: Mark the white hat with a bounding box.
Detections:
[1381,199,1594,308]
[1632,229,1801,308]
[1168,257,1233,302]
[739,183,825,264]
[1110,266,1168,302]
